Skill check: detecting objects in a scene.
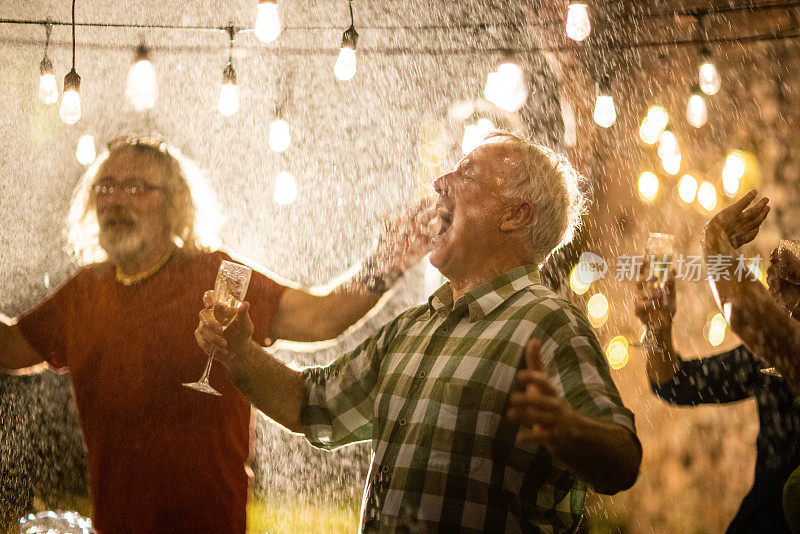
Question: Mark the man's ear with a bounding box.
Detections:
[500,202,534,232]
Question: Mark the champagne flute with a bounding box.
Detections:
[184,260,252,396]
[646,232,676,287]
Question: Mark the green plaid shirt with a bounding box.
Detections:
[301,264,636,533]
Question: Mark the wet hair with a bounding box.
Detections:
[67,137,222,265]
[483,130,588,264]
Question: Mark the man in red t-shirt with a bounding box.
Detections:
[0,136,434,533]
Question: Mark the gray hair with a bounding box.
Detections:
[484,130,588,264]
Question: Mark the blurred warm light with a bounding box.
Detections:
[747,261,768,285]
[699,49,721,96]
[678,174,698,203]
[569,265,591,295]
[565,2,591,41]
[254,0,282,43]
[594,95,616,128]
[638,171,659,203]
[461,118,494,155]
[706,313,727,347]
[484,61,528,112]
[75,135,96,166]
[697,181,717,211]
[126,45,157,112]
[662,154,681,175]
[606,335,630,370]
[722,151,746,197]
[334,47,357,81]
[639,106,668,144]
[38,58,58,105]
[273,171,297,205]
[657,130,678,159]
[587,293,609,328]
[268,119,291,152]
[686,89,708,128]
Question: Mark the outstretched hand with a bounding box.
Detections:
[195,289,255,367]
[375,197,437,275]
[711,190,770,249]
[506,339,574,446]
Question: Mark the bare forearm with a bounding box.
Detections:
[0,322,44,371]
[225,340,307,432]
[550,412,642,494]
[643,326,682,385]
[314,286,383,340]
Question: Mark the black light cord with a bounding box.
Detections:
[71,0,76,69]
[348,0,354,28]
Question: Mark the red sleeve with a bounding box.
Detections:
[16,273,82,369]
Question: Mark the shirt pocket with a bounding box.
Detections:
[425,378,505,474]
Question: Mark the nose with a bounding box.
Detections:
[433,172,452,196]
[95,188,129,210]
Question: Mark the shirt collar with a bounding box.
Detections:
[428,264,542,321]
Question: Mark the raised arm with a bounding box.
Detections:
[0,319,45,372]
[701,191,800,391]
[268,198,436,342]
[634,267,681,385]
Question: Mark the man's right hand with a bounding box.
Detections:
[195,290,255,368]
[634,267,676,333]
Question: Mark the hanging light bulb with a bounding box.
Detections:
[593,74,616,128]
[38,56,58,105]
[698,181,718,211]
[699,46,721,96]
[483,58,527,112]
[565,2,591,42]
[75,135,96,165]
[38,24,58,105]
[638,171,660,203]
[273,171,298,205]
[59,69,81,124]
[126,44,157,112]
[461,118,494,155]
[686,84,708,128]
[678,174,698,203]
[269,119,291,152]
[639,105,668,144]
[254,0,282,43]
[722,151,746,197]
[334,25,358,81]
[218,62,239,117]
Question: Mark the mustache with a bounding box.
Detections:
[98,207,138,227]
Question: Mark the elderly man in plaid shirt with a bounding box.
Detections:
[196,131,642,533]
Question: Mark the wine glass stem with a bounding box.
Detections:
[199,351,215,383]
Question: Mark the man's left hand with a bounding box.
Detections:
[709,190,770,249]
[506,338,576,447]
[375,197,437,275]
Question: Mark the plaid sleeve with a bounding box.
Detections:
[300,314,404,451]
[534,300,636,434]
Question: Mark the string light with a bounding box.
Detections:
[658,130,681,175]
[638,171,659,203]
[722,151,746,197]
[677,174,698,203]
[461,117,493,155]
[334,0,359,81]
[605,335,629,370]
[59,0,81,124]
[125,43,157,112]
[273,171,297,205]
[218,26,239,117]
[38,24,57,105]
[698,46,721,95]
[639,106,668,144]
[587,293,609,328]
[593,74,616,128]
[565,2,591,42]
[269,119,291,152]
[75,134,96,165]
[483,56,527,112]
[686,84,708,127]
[254,0,282,43]
[697,180,718,211]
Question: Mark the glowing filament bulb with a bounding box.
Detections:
[269,119,291,152]
[254,0,282,43]
[273,171,297,205]
[686,85,707,128]
[126,45,157,112]
[699,48,721,95]
[218,63,239,117]
[593,75,616,128]
[75,135,96,165]
[38,57,58,105]
[334,26,359,81]
[565,3,591,42]
[59,69,81,125]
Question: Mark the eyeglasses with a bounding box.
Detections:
[92,180,166,197]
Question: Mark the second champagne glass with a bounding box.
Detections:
[183,260,252,396]
[646,232,676,286]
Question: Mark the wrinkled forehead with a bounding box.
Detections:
[95,146,168,186]
[461,140,524,176]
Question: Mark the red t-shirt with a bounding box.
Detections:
[17,250,286,533]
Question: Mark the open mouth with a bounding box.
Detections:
[100,216,137,231]
[437,207,453,235]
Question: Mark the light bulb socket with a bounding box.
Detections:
[64,68,81,92]
[39,56,54,76]
[699,46,713,63]
[134,43,151,62]
[222,62,237,84]
[597,74,611,96]
[259,0,277,4]
[568,1,589,6]
[341,25,359,50]
[690,83,702,96]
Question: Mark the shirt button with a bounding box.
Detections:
[440,327,449,334]
[418,371,427,379]
[398,418,407,426]
[381,465,390,474]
